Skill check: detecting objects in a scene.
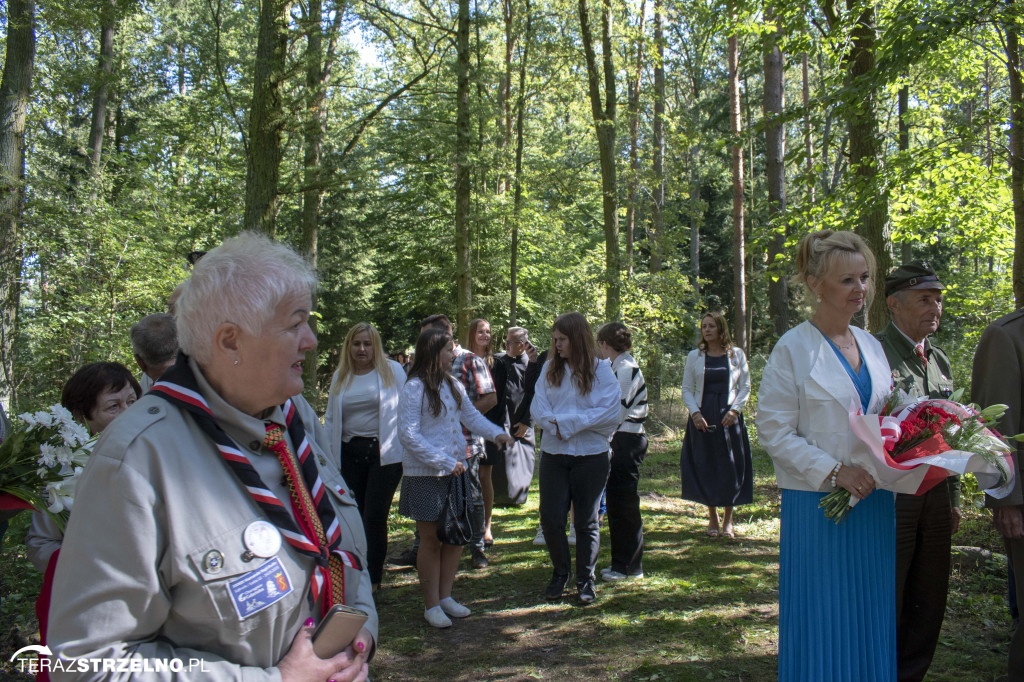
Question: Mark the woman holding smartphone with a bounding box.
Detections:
[398,327,512,627]
[679,311,753,538]
[531,312,620,604]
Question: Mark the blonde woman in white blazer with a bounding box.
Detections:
[757,230,896,682]
[326,322,406,591]
[679,311,753,538]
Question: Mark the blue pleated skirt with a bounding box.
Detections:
[779,489,896,682]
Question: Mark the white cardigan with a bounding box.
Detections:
[399,376,505,477]
[325,359,407,466]
[681,347,752,416]
[756,321,893,492]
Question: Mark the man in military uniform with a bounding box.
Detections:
[876,261,958,682]
[973,308,1024,681]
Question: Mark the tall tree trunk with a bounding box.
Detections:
[650,0,664,276]
[689,146,701,299]
[624,0,645,279]
[898,80,912,263]
[986,56,993,168]
[87,0,116,177]
[802,47,814,203]
[0,0,34,411]
[728,7,746,350]
[496,0,515,196]
[244,0,290,235]
[301,0,328,389]
[645,0,664,400]
[510,0,533,326]
[579,0,620,319]
[842,0,890,329]
[455,0,473,333]
[1009,0,1024,306]
[764,5,788,338]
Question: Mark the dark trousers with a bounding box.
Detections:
[465,453,486,551]
[539,451,610,585]
[606,432,648,575]
[1008,516,1024,682]
[894,485,952,681]
[340,436,403,585]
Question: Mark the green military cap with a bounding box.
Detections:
[885,260,945,297]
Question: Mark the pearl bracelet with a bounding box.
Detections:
[830,462,843,489]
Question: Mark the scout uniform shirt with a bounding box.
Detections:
[47,358,377,681]
[876,320,959,507]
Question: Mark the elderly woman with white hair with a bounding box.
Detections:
[47,233,378,682]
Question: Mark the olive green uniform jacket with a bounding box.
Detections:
[876,321,959,508]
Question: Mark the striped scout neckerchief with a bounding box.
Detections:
[151,353,362,614]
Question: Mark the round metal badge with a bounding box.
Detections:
[243,520,282,558]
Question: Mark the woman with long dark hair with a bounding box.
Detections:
[531,312,620,604]
[398,327,512,627]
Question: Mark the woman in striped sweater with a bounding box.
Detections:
[595,322,649,582]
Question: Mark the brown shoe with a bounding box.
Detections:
[471,548,489,569]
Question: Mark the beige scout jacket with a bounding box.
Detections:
[757,321,893,492]
[48,363,377,681]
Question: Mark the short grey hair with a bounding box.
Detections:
[131,313,179,367]
[507,326,529,342]
[176,232,317,364]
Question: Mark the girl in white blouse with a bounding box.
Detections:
[531,312,620,604]
[398,327,512,627]
[325,322,407,591]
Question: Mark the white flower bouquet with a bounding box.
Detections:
[0,404,94,530]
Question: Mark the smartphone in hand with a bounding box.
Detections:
[311,605,369,659]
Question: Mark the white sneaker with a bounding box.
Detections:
[439,597,471,618]
[533,526,546,545]
[424,606,452,628]
[568,524,577,546]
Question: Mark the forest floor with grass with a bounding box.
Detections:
[0,398,1017,681]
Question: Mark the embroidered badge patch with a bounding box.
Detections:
[227,556,293,619]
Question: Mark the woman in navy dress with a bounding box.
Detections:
[757,229,895,681]
[679,311,752,538]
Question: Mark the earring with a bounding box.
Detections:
[233,359,240,366]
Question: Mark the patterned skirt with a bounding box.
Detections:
[398,474,466,522]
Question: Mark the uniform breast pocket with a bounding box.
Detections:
[186,522,305,635]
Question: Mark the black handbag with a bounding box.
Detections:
[436,472,474,545]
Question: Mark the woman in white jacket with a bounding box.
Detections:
[398,327,512,628]
[757,230,895,681]
[679,311,752,538]
[326,322,406,592]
